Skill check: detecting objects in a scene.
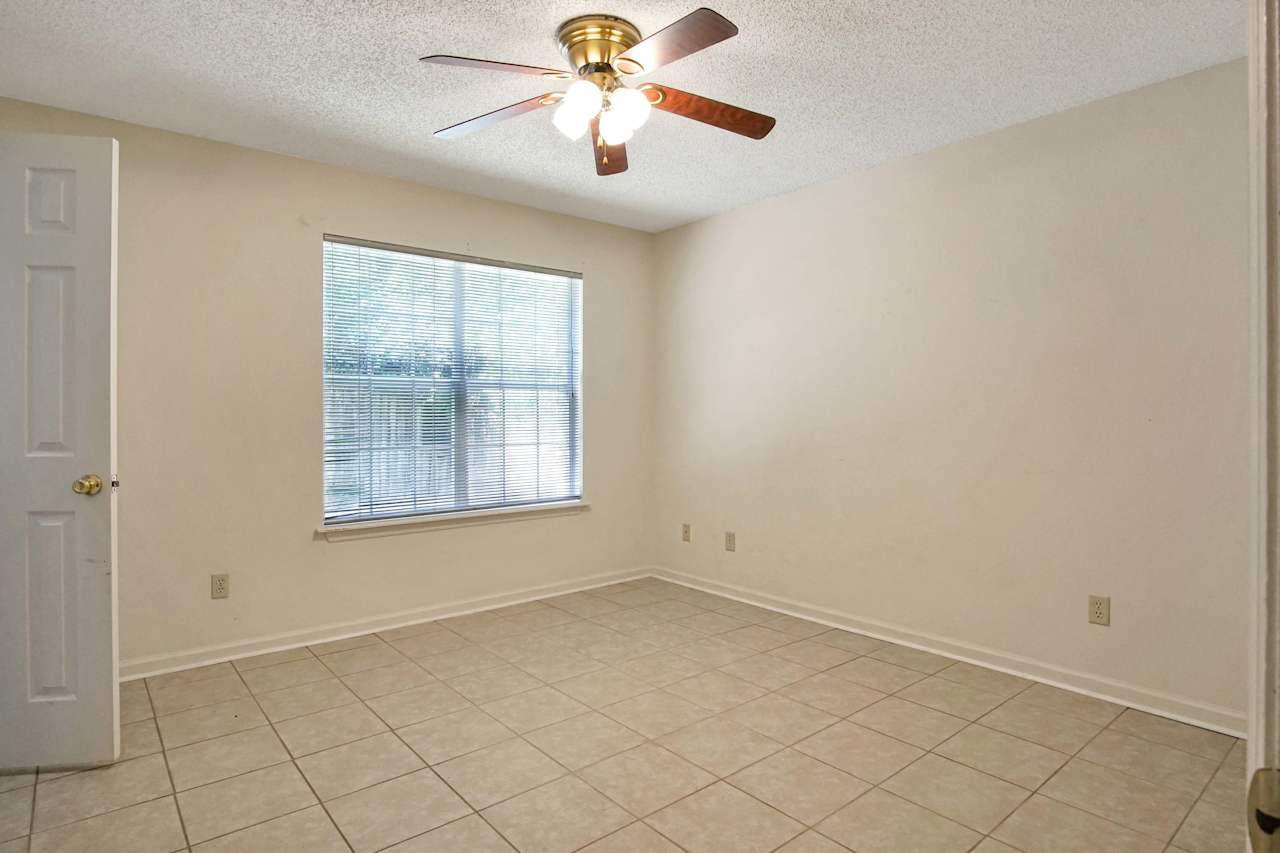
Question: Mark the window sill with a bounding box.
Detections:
[316,500,590,541]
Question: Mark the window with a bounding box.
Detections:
[322,237,582,525]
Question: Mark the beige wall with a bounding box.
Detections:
[651,61,1251,729]
[0,97,656,671]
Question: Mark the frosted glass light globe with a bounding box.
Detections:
[598,109,633,145]
[552,103,589,140]
[609,87,652,129]
[561,80,603,119]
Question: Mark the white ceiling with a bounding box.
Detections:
[0,1,1245,232]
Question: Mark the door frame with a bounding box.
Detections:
[1249,0,1279,783]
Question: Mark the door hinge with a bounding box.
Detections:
[1250,768,1280,850]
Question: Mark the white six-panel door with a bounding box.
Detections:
[0,133,118,767]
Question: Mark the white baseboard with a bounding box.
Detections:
[122,564,1248,737]
[119,568,649,681]
[651,567,1247,737]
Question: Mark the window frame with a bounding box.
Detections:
[319,234,585,532]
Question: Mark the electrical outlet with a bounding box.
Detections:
[1088,595,1110,626]
[681,523,691,542]
[211,573,230,600]
[724,531,736,552]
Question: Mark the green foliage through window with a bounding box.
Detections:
[322,238,582,522]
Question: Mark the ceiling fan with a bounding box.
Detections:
[421,8,776,176]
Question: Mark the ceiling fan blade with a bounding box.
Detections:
[590,116,628,175]
[641,84,775,139]
[613,8,737,76]
[420,54,571,79]
[434,93,560,139]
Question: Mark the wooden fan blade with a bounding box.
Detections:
[613,8,737,76]
[590,116,628,175]
[420,55,571,79]
[434,93,559,139]
[641,84,775,139]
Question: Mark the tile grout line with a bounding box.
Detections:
[569,819,693,853]
[648,589,960,851]
[725,697,1017,848]
[985,685,1151,847]
[828,645,1246,826]
[154,676,375,845]
[910,683,1077,851]
[23,764,36,852]
[1146,724,1240,850]
[596,584,1014,851]
[742,643,1046,850]
[1043,694,1236,823]
[376,697,523,850]
[228,662,357,853]
[128,681,344,846]
[343,622,622,848]
[24,688,180,845]
[145,677,193,851]
[186,801,321,850]
[986,704,1213,848]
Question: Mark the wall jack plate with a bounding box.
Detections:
[211,573,230,600]
[1088,595,1110,626]
[681,523,691,542]
[724,531,736,552]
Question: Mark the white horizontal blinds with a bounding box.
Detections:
[322,239,582,523]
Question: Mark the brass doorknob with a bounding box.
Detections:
[72,474,103,496]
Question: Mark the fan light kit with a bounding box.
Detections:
[552,80,650,144]
[421,8,776,175]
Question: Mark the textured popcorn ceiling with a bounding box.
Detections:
[0,1,1245,232]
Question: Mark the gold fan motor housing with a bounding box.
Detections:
[555,15,642,75]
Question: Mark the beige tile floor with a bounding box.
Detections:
[0,577,1246,853]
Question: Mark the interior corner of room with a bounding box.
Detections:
[0,3,1271,851]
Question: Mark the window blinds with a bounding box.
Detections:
[322,238,582,524]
